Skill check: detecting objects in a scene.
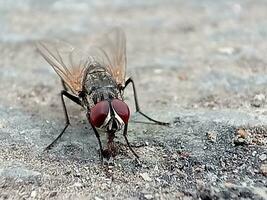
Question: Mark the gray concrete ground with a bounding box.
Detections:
[0,0,266,199]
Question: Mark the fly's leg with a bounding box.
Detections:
[45,90,81,150]
[90,124,104,162]
[123,78,169,126]
[123,124,139,159]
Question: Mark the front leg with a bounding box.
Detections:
[123,78,169,126]
[45,90,82,150]
[87,113,104,162]
[123,123,139,159]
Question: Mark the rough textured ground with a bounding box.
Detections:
[0,0,267,199]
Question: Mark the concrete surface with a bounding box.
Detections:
[0,0,266,199]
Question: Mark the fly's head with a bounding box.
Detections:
[89,99,130,134]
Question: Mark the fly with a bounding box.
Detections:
[36,28,169,162]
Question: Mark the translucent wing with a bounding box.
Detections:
[36,41,90,95]
[93,27,127,86]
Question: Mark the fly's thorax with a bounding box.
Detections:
[83,64,121,107]
[88,99,130,133]
[83,64,117,94]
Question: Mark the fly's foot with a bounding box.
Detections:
[116,141,147,149]
[157,121,170,126]
[103,157,115,166]
[99,148,116,164]
[134,157,142,167]
[44,144,54,152]
[101,149,115,166]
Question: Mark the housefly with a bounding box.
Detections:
[36,28,169,161]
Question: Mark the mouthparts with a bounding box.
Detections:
[107,117,120,134]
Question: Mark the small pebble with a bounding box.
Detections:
[205,164,215,171]
[252,93,265,107]
[154,69,162,74]
[254,94,265,101]
[207,131,217,142]
[259,154,266,161]
[144,194,154,200]
[260,164,267,176]
[49,191,57,198]
[237,129,249,139]
[252,151,257,156]
[140,173,152,182]
[31,191,37,198]
[233,129,250,145]
[73,182,83,188]
[234,137,246,145]
[0,121,7,129]
[218,47,236,55]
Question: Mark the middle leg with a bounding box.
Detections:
[123,77,169,126]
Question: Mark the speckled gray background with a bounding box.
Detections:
[0,0,266,199]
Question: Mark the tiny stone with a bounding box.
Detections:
[73,182,83,188]
[259,154,267,161]
[237,129,249,139]
[30,191,37,198]
[233,169,238,173]
[234,137,245,145]
[49,191,57,198]
[194,167,203,172]
[144,194,154,200]
[0,193,8,199]
[218,47,235,55]
[0,121,6,128]
[225,182,235,188]
[171,154,178,159]
[260,164,267,176]
[196,180,204,188]
[140,172,152,182]
[205,164,215,171]
[95,197,103,200]
[252,94,265,107]
[233,128,251,146]
[154,69,162,74]
[207,131,217,142]
[254,94,265,101]
[252,151,257,156]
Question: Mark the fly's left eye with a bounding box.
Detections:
[111,99,130,123]
[89,101,109,128]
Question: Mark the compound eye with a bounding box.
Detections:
[111,99,130,123]
[89,101,109,128]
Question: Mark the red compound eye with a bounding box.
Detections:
[111,99,130,123]
[89,101,109,128]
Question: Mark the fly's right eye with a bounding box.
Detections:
[89,101,109,128]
